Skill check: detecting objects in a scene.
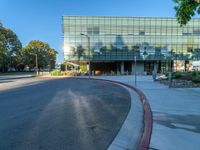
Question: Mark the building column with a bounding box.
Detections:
[120,61,124,75]
[131,61,135,75]
[136,61,144,75]
[152,61,158,80]
[153,62,158,73]
[185,60,189,72]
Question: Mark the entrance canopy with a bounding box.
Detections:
[66,62,80,67]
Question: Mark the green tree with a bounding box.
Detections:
[174,0,200,26]
[22,40,57,71]
[0,23,22,72]
[0,26,7,70]
[60,63,66,71]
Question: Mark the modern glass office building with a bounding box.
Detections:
[62,16,200,75]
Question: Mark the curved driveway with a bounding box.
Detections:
[0,78,130,150]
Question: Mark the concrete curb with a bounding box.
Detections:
[71,77,153,150]
[37,76,68,79]
[130,86,153,150]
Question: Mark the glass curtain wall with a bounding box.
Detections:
[63,16,200,62]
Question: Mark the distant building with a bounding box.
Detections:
[62,16,200,75]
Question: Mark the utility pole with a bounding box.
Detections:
[30,53,38,76]
[134,55,137,86]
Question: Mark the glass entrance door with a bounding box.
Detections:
[144,61,154,75]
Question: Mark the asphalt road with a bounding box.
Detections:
[0,78,131,150]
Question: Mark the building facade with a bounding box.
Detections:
[62,16,200,75]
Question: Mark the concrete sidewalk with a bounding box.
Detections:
[0,74,35,80]
[93,75,200,150]
[0,76,50,92]
[108,83,144,150]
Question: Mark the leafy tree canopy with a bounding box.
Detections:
[174,0,200,26]
[22,40,57,70]
[0,22,22,72]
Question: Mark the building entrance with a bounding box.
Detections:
[124,61,132,75]
[144,61,154,75]
[144,61,170,74]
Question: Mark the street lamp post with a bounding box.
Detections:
[30,53,38,76]
[80,33,91,78]
[168,50,173,88]
[168,58,172,88]
[134,55,137,86]
[35,54,38,76]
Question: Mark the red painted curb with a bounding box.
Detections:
[70,77,153,150]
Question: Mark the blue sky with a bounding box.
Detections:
[0,0,176,63]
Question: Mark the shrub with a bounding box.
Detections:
[80,65,87,72]
[180,73,192,80]
[63,71,79,76]
[51,70,63,76]
[60,64,66,71]
[172,72,184,79]
[192,76,200,83]
[192,71,198,77]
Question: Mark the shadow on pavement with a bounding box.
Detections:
[154,112,200,133]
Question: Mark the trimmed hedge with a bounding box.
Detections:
[192,71,198,76]
[172,72,184,79]
[192,76,200,83]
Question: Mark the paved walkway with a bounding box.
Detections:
[0,77,50,92]
[92,75,200,150]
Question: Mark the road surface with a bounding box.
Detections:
[0,78,131,150]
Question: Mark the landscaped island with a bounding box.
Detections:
[158,71,200,88]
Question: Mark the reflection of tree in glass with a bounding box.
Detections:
[113,35,125,50]
[68,46,75,56]
[93,42,103,54]
[122,45,129,52]
[192,49,200,60]
[106,44,114,52]
[76,45,84,60]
